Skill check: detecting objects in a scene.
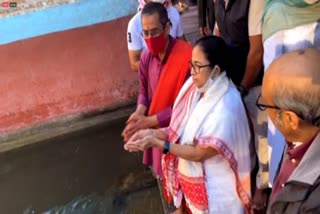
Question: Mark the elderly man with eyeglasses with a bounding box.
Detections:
[258,48,320,213]
[261,1,320,196]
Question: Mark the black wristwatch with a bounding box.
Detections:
[163,141,170,154]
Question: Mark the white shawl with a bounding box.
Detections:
[162,72,252,213]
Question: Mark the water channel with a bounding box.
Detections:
[0,117,163,214]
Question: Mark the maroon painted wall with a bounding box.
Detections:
[0,15,138,134]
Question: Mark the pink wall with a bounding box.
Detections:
[0,15,138,134]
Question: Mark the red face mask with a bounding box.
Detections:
[144,32,166,56]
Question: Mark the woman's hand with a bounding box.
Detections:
[124,129,162,152]
[127,129,153,144]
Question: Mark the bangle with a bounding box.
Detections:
[163,141,170,154]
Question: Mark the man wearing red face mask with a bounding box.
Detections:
[122,2,192,179]
[128,0,186,72]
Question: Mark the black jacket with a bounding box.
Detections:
[214,0,263,86]
[269,133,320,214]
[197,0,215,31]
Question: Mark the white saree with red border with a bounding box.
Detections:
[162,72,252,213]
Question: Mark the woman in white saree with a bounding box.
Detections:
[124,36,252,214]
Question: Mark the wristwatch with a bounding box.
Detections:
[163,141,170,154]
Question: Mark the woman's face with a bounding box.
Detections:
[190,45,212,88]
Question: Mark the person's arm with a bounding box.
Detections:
[136,54,160,127]
[154,128,168,140]
[122,52,152,140]
[126,110,240,162]
[207,0,215,32]
[137,52,150,108]
[156,139,217,162]
[124,135,216,162]
[175,9,187,41]
[128,50,141,72]
[198,0,208,36]
[240,0,264,90]
[127,15,143,72]
[198,0,207,27]
[156,107,172,127]
[240,34,263,90]
[245,1,269,212]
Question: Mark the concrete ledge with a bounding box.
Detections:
[0,102,136,153]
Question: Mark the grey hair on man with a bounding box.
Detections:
[272,81,320,127]
[266,48,320,128]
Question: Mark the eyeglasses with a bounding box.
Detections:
[312,115,320,126]
[256,94,320,127]
[189,61,211,74]
[141,27,164,38]
[255,94,281,111]
[256,94,306,119]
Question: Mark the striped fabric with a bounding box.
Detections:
[162,72,252,213]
